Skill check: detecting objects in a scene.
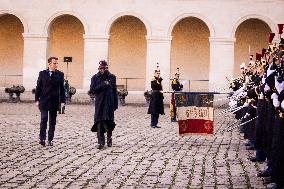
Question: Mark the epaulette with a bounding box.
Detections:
[151,77,156,81]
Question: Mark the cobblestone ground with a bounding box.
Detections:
[0,103,267,189]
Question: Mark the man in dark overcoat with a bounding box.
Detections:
[90,60,118,149]
[35,57,65,146]
[148,69,164,128]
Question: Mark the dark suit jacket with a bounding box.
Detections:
[35,69,66,111]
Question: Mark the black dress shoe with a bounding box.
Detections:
[39,140,45,146]
[47,141,53,146]
[257,169,271,177]
[263,177,274,184]
[107,138,112,147]
[155,126,161,128]
[97,145,104,149]
[107,142,112,147]
[245,141,252,146]
[249,157,265,163]
[266,183,278,189]
[246,145,255,150]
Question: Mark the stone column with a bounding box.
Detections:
[146,36,172,91]
[209,37,236,92]
[83,35,109,90]
[22,33,49,90]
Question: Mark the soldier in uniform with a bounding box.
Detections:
[148,65,164,128]
[171,68,183,92]
[270,52,284,189]
[170,68,183,122]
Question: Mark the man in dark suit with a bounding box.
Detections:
[90,60,118,149]
[35,57,65,146]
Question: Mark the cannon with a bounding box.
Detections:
[64,80,76,103]
[4,85,25,102]
[144,90,152,105]
[117,88,128,106]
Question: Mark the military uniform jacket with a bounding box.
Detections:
[148,77,164,115]
[35,69,65,111]
[171,78,183,91]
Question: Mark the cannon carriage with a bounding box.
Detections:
[4,85,25,102]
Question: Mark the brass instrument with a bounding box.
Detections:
[227,116,258,132]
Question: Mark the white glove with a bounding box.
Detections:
[281,101,284,110]
[259,92,264,100]
[237,91,247,98]
[234,87,244,96]
[262,77,266,84]
[229,100,237,108]
[271,93,278,100]
[273,98,280,108]
[264,84,270,92]
[243,102,249,107]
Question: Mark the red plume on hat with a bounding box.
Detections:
[256,53,261,61]
[261,48,266,57]
[278,24,284,34]
[268,33,275,43]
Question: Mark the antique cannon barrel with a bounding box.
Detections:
[5,87,11,93]
[4,85,25,93]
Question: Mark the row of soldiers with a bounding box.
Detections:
[226,28,284,189]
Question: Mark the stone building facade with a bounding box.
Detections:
[0,0,283,92]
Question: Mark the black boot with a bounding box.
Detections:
[107,137,112,147]
[39,140,45,146]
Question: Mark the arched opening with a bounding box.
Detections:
[108,16,147,91]
[0,14,24,87]
[234,18,271,77]
[47,15,84,89]
[170,17,210,92]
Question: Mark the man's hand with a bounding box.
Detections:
[61,103,65,107]
[104,81,110,85]
[273,98,280,108]
[35,101,39,106]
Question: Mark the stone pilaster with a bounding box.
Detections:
[83,34,109,90]
[209,37,236,92]
[22,33,49,90]
[146,36,172,91]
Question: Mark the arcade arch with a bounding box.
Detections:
[0,14,24,87]
[108,15,147,91]
[234,18,271,77]
[170,17,210,91]
[47,15,85,88]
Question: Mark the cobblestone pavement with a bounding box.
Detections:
[0,103,267,189]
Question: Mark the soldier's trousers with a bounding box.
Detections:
[271,116,284,186]
[151,114,159,126]
[39,109,57,142]
[97,121,112,145]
